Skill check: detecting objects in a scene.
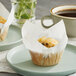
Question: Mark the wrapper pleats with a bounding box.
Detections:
[30,50,64,66]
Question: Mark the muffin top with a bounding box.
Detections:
[38,36,58,48]
[0,16,7,24]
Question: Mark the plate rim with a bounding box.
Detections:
[0,25,22,46]
[6,44,76,74]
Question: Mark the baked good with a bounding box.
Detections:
[30,50,63,66]
[0,16,7,24]
[30,36,64,66]
[38,36,58,48]
[22,20,68,67]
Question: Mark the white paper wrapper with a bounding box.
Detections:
[22,20,68,56]
[0,2,9,29]
[1,4,14,34]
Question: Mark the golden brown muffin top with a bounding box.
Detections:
[38,36,58,48]
[0,16,7,24]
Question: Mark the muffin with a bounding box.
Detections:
[29,36,64,66]
[22,20,68,67]
[0,16,8,41]
[38,36,58,48]
[30,50,63,66]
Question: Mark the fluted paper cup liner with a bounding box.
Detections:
[0,4,14,41]
[22,20,68,66]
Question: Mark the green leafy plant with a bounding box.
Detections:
[14,0,37,19]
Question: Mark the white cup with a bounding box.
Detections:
[41,5,76,37]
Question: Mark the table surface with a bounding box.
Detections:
[0,0,76,76]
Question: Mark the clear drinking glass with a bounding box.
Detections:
[11,0,37,27]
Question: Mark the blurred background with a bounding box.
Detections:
[1,0,76,19]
